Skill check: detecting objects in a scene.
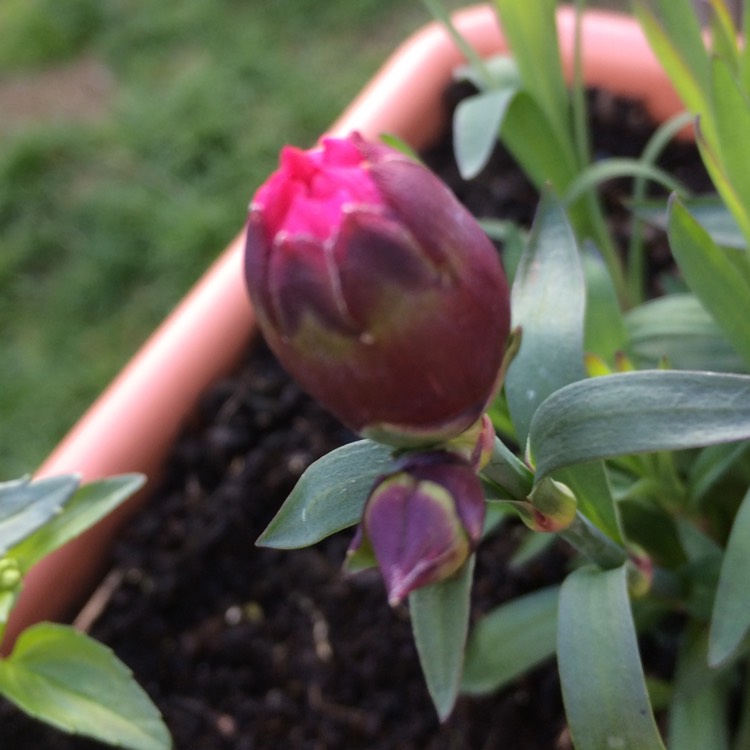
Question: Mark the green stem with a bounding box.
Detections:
[482,436,534,500]
[626,111,694,305]
[571,0,589,171]
[559,511,629,569]
[570,0,629,305]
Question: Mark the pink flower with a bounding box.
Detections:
[245,132,510,447]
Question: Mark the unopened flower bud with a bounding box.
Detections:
[245,132,510,447]
[523,477,577,532]
[347,452,485,605]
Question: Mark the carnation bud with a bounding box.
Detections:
[244,132,510,447]
[346,451,485,605]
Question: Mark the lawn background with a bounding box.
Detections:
[1,0,631,478]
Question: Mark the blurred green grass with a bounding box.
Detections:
[0,0,445,477]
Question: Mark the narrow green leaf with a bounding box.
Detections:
[494,0,569,133]
[742,0,750,94]
[500,91,579,193]
[563,158,686,208]
[709,484,750,666]
[668,195,750,367]
[632,196,745,250]
[668,628,731,750]
[461,585,559,694]
[627,110,696,304]
[710,56,750,236]
[410,556,474,721]
[454,87,517,179]
[0,622,170,750]
[709,0,741,74]
[505,190,586,447]
[558,565,665,750]
[626,294,747,373]
[257,440,394,549]
[0,475,79,555]
[9,474,145,571]
[529,370,750,482]
[696,122,750,247]
[644,0,711,93]
[635,3,711,121]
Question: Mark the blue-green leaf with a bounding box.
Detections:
[633,197,745,249]
[563,158,686,208]
[626,294,747,373]
[257,440,394,549]
[494,0,569,141]
[461,585,559,694]
[500,92,579,193]
[9,474,145,571]
[710,55,750,240]
[0,475,79,555]
[529,370,750,481]
[0,623,171,750]
[454,87,517,179]
[668,196,750,368]
[558,565,665,750]
[634,1,710,118]
[410,556,474,720]
[505,190,586,447]
[668,628,731,750]
[709,484,750,666]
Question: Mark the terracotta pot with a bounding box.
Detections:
[3,3,682,650]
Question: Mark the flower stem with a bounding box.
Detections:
[559,511,628,570]
[482,436,534,500]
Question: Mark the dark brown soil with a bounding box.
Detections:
[0,88,708,749]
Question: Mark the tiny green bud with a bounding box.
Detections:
[526,477,577,532]
[0,558,22,591]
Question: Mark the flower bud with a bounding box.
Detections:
[244,132,510,447]
[346,452,485,605]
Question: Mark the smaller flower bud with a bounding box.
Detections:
[522,477,577,532]
[347,452,485,605]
